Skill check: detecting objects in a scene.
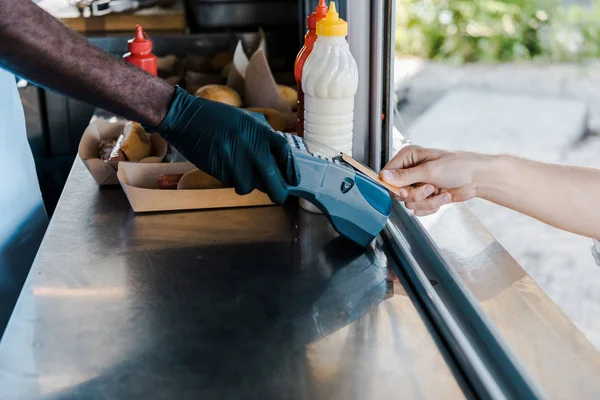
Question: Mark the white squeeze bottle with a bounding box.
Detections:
[300,1,359,213]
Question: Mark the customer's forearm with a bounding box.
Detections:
[476,154,600,238]
[0,0,174,127]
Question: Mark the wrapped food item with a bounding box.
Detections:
[80,118,169,186]
[195,85,242,107]
[245,50,291,112]
[108,145,128,162]
[226,41,248,96]
[108,121,152,162]
[99,139,116,161]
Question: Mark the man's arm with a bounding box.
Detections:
[0,0,174,127]
[0,0,300,204]
[380,146,600,239]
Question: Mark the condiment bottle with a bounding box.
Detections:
[300,1,358,214]
[301,2,358,155]
[294,0,328,137]
[123,24,157,76]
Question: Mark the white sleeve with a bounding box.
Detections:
[0,68,46,247]
[592,240,600,266]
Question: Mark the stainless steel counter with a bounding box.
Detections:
[0,158,465,400]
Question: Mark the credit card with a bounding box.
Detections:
[341,153,403,197]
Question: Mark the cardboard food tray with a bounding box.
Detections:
[79,118,168,186]
[117,161,273,213]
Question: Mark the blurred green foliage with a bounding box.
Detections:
[396,0,600,63]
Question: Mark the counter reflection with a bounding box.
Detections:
[37,204,463,399]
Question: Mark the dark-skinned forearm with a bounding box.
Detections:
[0,0,174,127]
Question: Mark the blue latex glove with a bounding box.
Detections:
[154,87,300,204]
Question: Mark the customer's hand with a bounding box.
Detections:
[153,87,300,204]
[379,145,483,216]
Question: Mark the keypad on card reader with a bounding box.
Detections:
[284,133,307,151]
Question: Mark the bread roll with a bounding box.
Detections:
[109,121,152,162]
[177,169,224,190]
[195,85,242,107]
[278,85,298,110]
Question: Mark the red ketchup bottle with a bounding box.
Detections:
[294,0,328,137]
[123,24,157,76]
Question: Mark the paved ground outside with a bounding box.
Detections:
[394,58,600,350]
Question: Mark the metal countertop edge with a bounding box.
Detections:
[382,202,547,400]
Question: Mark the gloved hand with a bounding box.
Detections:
[153,86,300,204]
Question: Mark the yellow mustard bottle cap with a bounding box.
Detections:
[316,2,348,37]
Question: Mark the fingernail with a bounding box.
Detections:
[443,193,452,203]
[381,170,393,182]
[398,188,408,198]
[424,185,435,196]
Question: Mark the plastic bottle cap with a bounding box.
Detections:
[316,2,348,37]
[128,24,152,55]
[307,0,328,30]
